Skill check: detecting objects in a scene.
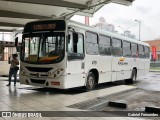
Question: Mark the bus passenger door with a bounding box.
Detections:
[111,38,123,81]
[112,57,123,81]
[66,31,85,88]
[121,41,132,80]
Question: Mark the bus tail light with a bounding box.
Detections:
[51,81,60,86]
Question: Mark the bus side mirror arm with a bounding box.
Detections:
[68,35,71,44]
[15,37,18,46]
[73,33,78,43]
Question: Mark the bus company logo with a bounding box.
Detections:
[36,73,39,77]
[119,58,125,62]
[118,58,128,65]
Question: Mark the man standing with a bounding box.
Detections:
[6,54,19,86]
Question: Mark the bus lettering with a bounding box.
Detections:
[118,62,128,65]
[33,24,56,30]
[92,61,97,65]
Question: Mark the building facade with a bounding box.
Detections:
[121,30,136,39]
[93,17,136,39]
[0,41,20,61]
[92,17,115,32]
[145,40,160,62]
[0,32,22,61]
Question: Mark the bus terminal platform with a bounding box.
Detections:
[0,76,143,120]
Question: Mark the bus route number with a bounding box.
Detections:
[92,61,97,65]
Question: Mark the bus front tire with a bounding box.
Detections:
[86,72,96,91]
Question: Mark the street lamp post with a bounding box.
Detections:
[135,20,141,41]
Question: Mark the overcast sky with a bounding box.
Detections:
[71,0,160,41]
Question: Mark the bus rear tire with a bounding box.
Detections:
[125,69,137,84]
[86,72,96,91]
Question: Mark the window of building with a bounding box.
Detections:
[86,32,98,55]
[67,31,84,60]
[112,38,122,56]
[99,35,111,55]
[131,43,138,58]
[145,46,150,59]
[123,40,131,57]
[139,45,145,58]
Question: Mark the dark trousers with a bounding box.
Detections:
[8,68,18,85]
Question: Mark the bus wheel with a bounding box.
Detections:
[86,72,96,91]
[125,69,137,84]
[131,69,137,81]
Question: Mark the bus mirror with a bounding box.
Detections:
[16,46,20,52]
[73,33,78,43]
[68,34,71,44]
[8,56,11,64]
[15,37,18,46]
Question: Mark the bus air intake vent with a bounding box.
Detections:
[30,79,46,84]
[26,67,52,72]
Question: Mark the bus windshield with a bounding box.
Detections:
[21,32,65,64]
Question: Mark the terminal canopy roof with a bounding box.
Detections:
[0,0,134,32]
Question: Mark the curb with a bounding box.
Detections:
[149,71,160,72]
[88,101,108,110]
[108,101,127,109]
[0,75,8,77]
[145,106,160,113]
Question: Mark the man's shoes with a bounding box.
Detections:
[6,84,10,86]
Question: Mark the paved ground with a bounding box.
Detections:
[0,72,159,120]
[136,72,160,91]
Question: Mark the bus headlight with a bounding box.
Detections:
[48,68,64,78]
[54,74,57,77]
[47,72,52,77]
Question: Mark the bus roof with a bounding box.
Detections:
[23,19,149,47]
[68,20,149,47]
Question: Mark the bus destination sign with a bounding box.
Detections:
[33,24,56,31]
[24,20,66,33]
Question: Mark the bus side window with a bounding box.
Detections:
[99,35,111,55]
[112,38,122,56]
[123,40,131,57]
[139,45,145,58]
[145,46,150,59]
[67,31,73,53]
[136,44,139,58]
[86,31,98,55]
[73,32,78,53]
[67,31,84,60]
[131,43,138,58]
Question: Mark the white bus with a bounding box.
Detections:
[19,19,150,90]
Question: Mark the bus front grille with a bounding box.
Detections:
[30,79,46,84]
[26,67,52,72]
[30,73,48,77]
